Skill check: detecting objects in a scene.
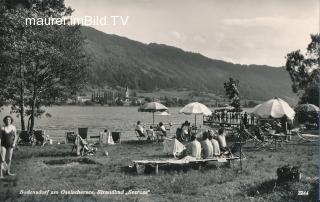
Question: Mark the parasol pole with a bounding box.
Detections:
[195,114,197,128]
[153,111,155,126]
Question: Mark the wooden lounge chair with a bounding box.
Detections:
[34,130,46,146]
[131,156,240,175]
[112,132,121,144]
[78,128,88,139]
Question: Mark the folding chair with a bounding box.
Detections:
[78,128,88,139]
[34,130,46,146]
[135,129,146,141]
[111,132,121,144]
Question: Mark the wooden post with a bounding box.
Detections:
[155,164,159,175]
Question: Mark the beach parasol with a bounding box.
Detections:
[246,104,262,114]
[253,97,295,120]
[179,102,212,127]
[156,111,171,116]
[138,102,168,125]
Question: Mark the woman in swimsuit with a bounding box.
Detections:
[0,116,18,178]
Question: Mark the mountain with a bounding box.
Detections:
[81,26,296,101]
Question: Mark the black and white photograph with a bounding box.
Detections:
[0,0,319,201]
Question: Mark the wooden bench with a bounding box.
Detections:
[132,156,240,174]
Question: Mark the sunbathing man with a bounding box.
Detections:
[201,132,213,158]
[217,127,228,152]
[208,130,221,156]
[185,134,202,159]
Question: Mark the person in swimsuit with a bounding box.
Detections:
[0,116,18,178]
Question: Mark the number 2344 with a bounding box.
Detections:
[298,191,309,196]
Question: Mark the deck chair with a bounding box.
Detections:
[230,141,246,159]
[111,132,121,144]
[78,128,88,139]
[34,130,46,146]
[135,129,146,140]
[18,130,32,145]
[73,134,97,156]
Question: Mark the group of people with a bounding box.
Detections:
[135,121,169,141]
[0,116,18,178]
[178,127,229,159]
[209,111,255,126]
[252,115,293,142]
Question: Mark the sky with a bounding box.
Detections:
[65,0,319,67]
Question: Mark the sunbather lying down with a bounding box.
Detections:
[73,135,97,156]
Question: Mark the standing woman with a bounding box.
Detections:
[0,116,18,178]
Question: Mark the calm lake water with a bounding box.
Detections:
[0,106,253,141]
[0,106,216,141]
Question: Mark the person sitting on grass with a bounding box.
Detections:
[135,121,145,137]
[208,130,221,156]
[201,132,213,159]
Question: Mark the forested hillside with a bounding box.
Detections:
[82,26,295,100]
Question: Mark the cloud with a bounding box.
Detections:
[192,35,206,44]
[222,17,315,28]
[170,31,186,41]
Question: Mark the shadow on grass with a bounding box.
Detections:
[122,140,154,145]
[248,179,277,196]
[43,157,102,166]
[14,145,74,159]
[122,161,233,176]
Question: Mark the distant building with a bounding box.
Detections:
[124,87,130,106]
[125,87,129,101]
[77,96,91,103]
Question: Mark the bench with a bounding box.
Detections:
[131,156,240,174]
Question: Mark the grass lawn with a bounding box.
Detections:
[0,136,318,202]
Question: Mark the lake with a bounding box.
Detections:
[0,106,215,141]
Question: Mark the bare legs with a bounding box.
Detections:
[0,146,5,178]
[0,146,14,177]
